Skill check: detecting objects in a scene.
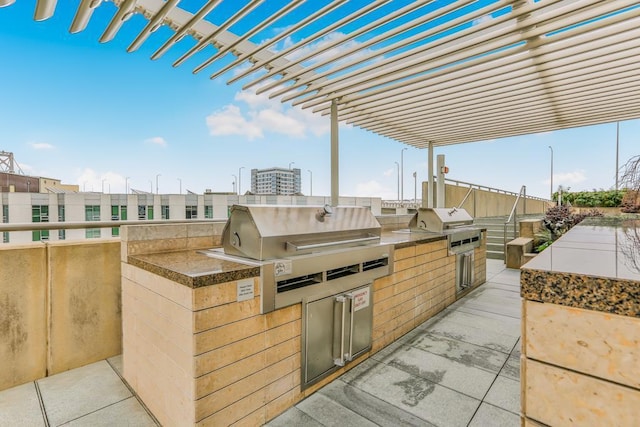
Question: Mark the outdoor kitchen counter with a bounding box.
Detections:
[520,216,640,427]
[126,231,452,289]
[127,250,260,288]
[121,221,487,426]
[521,216,640,316]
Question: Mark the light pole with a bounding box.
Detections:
[289,161,295,170]
[413,171,417,203]
[149,180,153,193]
[27,180,31,193]
[232,174,237,194]
[548,146,553,201]
[125,177,130,194]
[394,161,400,201]
[156,173,161,194]
[308,169,313,196]
[400,147,408,202]
[238,166,245,195]
[177,178,182,194]
[101,179,107,193]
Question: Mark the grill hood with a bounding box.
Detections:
[222,205,382,261]
[409,207,474,233]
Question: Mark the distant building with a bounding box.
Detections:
[0,191,381,244]
[251,167,301,195]
[0,151,79,193]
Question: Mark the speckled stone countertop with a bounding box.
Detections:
[127,229,465,289]
[521,216,640,317]
[128,251,261,288]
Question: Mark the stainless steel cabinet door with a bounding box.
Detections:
[344,286,373,362]
[303,285,373,387]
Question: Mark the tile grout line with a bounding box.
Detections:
[106,358,161,427]
[33,380,50,427]
[57,397,132,426]
[465,337,522,426]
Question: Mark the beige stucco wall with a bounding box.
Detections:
[447,185,549,217]
[0,244,47,391]
[0,240,123,391]
[48,240,122,375]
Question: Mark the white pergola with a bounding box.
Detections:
[5,0,640,204]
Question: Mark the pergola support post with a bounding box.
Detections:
[331,99,339,207]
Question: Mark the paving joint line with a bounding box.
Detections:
[106,358,161,427]
[34,380,50,427]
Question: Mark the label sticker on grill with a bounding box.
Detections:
[274,259,292,277]
[237,279,254,302]
[352,287,370,312]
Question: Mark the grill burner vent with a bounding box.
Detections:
[277,273,322,293]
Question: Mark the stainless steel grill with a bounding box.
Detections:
[409,207,482,254]
[410,207,482,295]
[219,204,393,313]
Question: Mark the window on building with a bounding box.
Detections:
[161,205,170,220]
[2,204,8,243]
[111,205,127,236]
[85,205,100,238]
[186,205,197,219]
[58,205,65,240]
[111,205,119,237]
[138,205,154,220]
[32,205,50,241]
[204,205,213,219]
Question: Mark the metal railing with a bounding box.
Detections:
[457,187,474,210]
[0,218,226,233]
[503,185,527,261]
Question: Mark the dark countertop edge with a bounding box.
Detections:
[127,255,260,289]
[520,267,640,318]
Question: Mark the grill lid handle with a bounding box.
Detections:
[286,235,380,252]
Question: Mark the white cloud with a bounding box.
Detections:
[145,136,167,147]
[75,168,127,193]
[29,142,54,150]
[206,84,330,140]
[544,170,587,186]
[383,168,394,177]
[353,180,395,199]
[206,105,263,140]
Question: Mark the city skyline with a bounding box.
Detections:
[1,2,638,200]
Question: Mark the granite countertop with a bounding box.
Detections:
[521,216,640,317]
[127,228,470,289]
[128,250,261,288]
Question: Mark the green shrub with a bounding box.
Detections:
[556,190,625,207]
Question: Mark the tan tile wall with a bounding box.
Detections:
[123,236,485,425]
[120,222,226,262]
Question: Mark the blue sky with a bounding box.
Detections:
[0,1,637,199]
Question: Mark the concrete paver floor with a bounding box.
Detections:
[0,260,519,427]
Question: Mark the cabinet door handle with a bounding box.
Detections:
[334,295,346,367]
[346,294,355,361]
